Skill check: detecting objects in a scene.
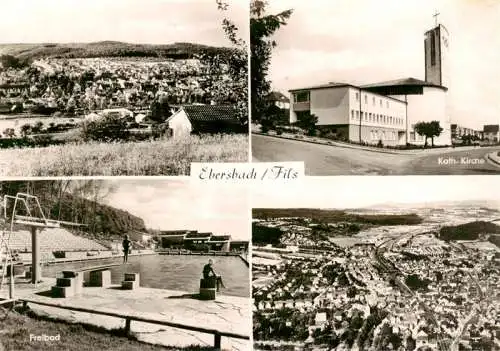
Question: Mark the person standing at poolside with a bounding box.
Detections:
[202,259,226,291]
[122,235,131,263]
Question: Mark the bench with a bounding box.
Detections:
[51,263,122,298]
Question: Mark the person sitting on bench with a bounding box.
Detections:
[202,259,225,292]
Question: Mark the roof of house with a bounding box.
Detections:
[361,77,448,91]
[178,105,240,123]
[268,91,290,103]
[484,125,499,133]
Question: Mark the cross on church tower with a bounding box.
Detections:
[433,11,440,27]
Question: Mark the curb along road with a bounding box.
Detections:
[252,132,491,157]
[487,152,500,167]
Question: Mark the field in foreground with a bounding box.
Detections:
[0,134,248,176]
[0,307,212,351]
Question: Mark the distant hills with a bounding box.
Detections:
[252,208,423,226]
[0,41,235,60]
[363,200,500,210]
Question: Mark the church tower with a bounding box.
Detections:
[424,20,450,88]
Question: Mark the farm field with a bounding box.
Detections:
[0,134,248,176]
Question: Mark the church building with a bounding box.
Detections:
[289,20,451,146]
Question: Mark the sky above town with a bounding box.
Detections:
[0,0,248,48]
[266,0,500,129]
[101,179,250,240]
[252,176,500,209]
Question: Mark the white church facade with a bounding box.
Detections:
[289,23,451,146]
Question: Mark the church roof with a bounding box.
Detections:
[361,77,448,91]
[361,77,448,96]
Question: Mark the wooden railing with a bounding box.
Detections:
[20,298,249,349]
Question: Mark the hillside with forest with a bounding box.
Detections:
[0,41,234,62]
[0,181,146,239]
[439,221,500,241]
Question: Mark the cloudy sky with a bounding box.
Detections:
[0,0,248,47]
[266,0,500,129]
[101,178,250,240]
[252,176,500,209]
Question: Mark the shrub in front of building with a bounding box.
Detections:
[81,115,130,142]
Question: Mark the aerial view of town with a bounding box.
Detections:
[0,0,248,176]
[252,205,500,351]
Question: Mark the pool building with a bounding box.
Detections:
[158,230,248,252]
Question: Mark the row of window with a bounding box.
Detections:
[355,92,392,108]
[294,91,400,108]
[351,110,404,126]
[294,91,310,103]
[370,130,398,141]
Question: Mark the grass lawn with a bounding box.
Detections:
[0,307,213,351]
[0,134,248,176]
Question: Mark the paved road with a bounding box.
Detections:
[252,134,500,175]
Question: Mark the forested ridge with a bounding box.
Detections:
[0,181,146,237]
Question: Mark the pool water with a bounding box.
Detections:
[41,254,249,297]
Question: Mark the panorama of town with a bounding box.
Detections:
[252,206,500,351]
[0,43,245,142]
[3,57,221,108]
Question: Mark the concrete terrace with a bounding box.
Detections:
[6,227,108,259]
[16,285,250,350]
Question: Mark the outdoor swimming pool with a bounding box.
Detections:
[41,254,249,297]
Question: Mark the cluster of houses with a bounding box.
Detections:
[157,230,248,252]
[451,124,500,143]
[1,58,245,136]
[252,218,500,349]
[0,57,229,110]
[0,58,247,135]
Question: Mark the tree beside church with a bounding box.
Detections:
[414,121,443,147]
